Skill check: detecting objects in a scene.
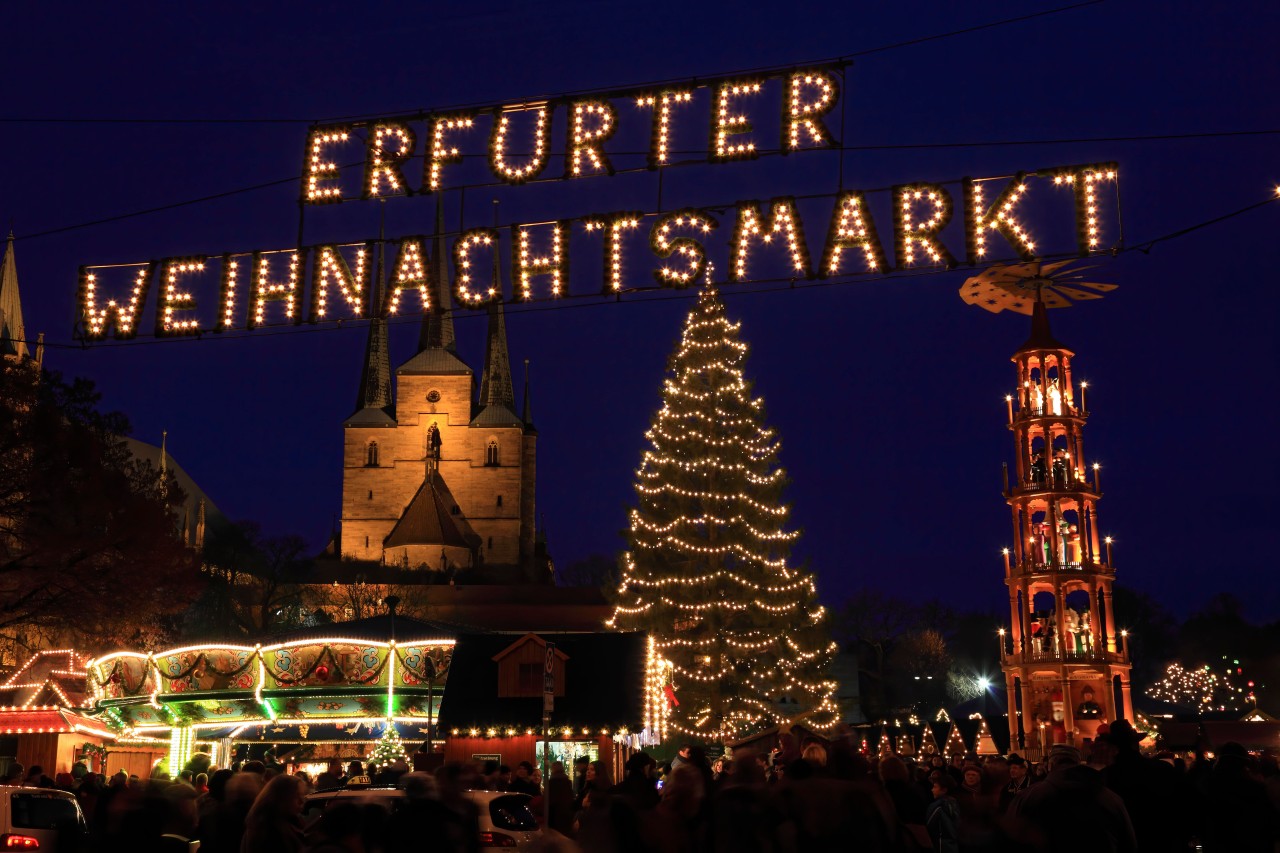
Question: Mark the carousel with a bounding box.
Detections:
[88,614,453,776]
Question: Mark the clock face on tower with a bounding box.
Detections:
[426,390,441,403]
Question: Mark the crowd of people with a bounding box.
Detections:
[7,718,1279,852]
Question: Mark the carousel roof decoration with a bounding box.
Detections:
[959,259,1117,316]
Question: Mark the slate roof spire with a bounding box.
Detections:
[478,200,515,412]
[419,193,456,353]
[0,232,29,361]
[522,358,534,431]
[354,213,392,417]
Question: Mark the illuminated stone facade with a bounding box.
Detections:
[339,208,538,579]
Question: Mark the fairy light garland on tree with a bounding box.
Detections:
[608,266,838,741]
[368,722,408,768]
[1145,661,1248,713]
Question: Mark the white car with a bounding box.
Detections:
[0,785,88,851]
[303,782,543,849]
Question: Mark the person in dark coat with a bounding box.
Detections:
[1203,742,1279,853]
[609,752,659,811]
[1008,744,1136,853]
[926,772,961,853]
[1000,754,1032,812]
[544,761,576,837]
[313,759,345,792]
[240,774,306,853]
[1101,720,1196,852]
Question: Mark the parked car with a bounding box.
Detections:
[0,785,88,851]
[303,781,542,849]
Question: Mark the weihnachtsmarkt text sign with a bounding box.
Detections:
[77,62,1120,341]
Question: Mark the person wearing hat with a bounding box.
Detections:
[1001,754,1032,812]
[1007,743,1136,851]
[1102,719,1194,852]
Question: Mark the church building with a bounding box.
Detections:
[338,202,544,583]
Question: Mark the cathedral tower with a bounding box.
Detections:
[339,198,540,580]
[998,296,1133,755]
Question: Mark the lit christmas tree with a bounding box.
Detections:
[368,722,408,768]
[1145,660,1248,713]
[608,278,838,740]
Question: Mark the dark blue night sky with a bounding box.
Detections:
[2,1,1277,620]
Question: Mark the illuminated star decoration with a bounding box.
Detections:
[958,259,1117,315]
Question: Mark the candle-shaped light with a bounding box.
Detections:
[1120,628,1128,655]
[1104,535,1114,566]
[1079,380,1087,412]
[1002,547,1011,575]
[1005,394,1014,424]
[1092,462,1101,492]
[997,627,1007,657]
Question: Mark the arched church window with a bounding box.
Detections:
[366,441,379,467]
[486,438,500,467]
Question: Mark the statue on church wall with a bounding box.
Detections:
[426,423,442,462]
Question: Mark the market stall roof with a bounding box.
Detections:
[0,707,115,738]
[0,650,91,709]
[1159,720,1280,751]
[437,632,646,731]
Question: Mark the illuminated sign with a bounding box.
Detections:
[77,63,1120,341]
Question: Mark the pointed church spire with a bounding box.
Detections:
[0,231,29,361]
[355,209,393,414]
[521,358,534,429]
[419,193,456,353]
[478,200,515,411]
[159,430,169,497]
[196,499,207,549]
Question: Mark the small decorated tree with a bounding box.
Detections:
[609,282,838,740]
[368,722,408,768]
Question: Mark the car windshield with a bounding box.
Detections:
[10,791,83,830]
[489,794,537,831]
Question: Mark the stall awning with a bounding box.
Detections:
[0,707,115,738]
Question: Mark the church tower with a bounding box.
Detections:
[339,198,540,580]
[0,233,42,367]
[998,296,1133,756]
